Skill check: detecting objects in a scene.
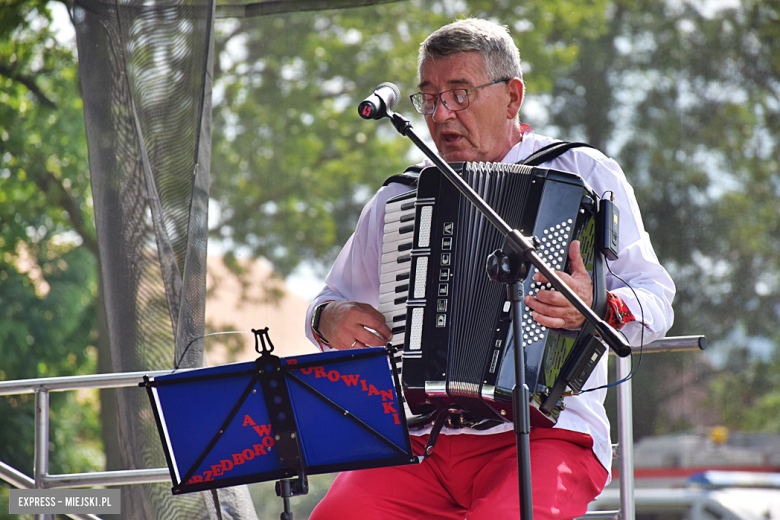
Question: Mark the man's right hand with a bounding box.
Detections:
[318,301,393,350]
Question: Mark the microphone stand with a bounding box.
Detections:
[377,108,632,520]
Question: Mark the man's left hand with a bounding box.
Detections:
[524,240,592,330]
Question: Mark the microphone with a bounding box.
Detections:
[358,82,400,120]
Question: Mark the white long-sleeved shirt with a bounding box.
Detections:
[304,127,675,477]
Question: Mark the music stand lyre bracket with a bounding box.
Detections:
[254,327,309,520]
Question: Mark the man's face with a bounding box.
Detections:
[418,52,519,163]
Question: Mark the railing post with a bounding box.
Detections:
[34,388,55,520]
[616,355,635,520]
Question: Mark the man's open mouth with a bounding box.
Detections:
[440,132,461,143]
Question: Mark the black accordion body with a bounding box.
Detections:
[379,162,608,427]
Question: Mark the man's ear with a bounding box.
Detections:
[507,78,524,119]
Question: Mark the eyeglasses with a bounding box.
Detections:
[410,79,511,115]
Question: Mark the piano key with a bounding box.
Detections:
[378,299,407,315]
[379,290,407,305]
[379,277,408,293]
[383,224,414,240]
[382,250,412,265]
[384,311,405,324]
[385,189,416,207]
[384,192,417,222]
[383,219,415,235]
[383,190,416,360]
[386,210,416,227]
[383,221,416,238]
[381,259,411,275]
[382,238,413,255]
[380,269,410,286]
[380,280,409,296]
[386,321,405,335]
[384,308,405,320]
[388,332,405,348]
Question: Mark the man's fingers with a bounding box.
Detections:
[525,292,585,330]
[352,327,390,348]
[529,311,566,330]
[533,240,583,284]
[524,241,592,330]
[319,301,392,350]
[567,240,589,277]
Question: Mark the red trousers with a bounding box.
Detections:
[310,428,607,520]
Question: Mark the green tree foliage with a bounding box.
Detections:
[537,0,780,436]
[0,0,102,500]
[209,0,608,277]
[211,4,430,276]
[210,0,780,438]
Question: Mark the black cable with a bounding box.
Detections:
[579,259,645,394]
[173,330,249,371]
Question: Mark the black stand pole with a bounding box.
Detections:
[509,281,534,520]
[377,109,633,520]
[276,478,305,520]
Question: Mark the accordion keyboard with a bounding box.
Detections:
[378,190,417,371]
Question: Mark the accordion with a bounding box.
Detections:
[379,162,608,426]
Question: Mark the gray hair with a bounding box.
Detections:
[418,18,524,85]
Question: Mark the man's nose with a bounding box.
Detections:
[431,98,456,123]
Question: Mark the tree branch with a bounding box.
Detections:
[0,64,57,109]
[31,167,99,256]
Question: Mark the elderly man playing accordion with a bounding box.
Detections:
[305,17,674,520]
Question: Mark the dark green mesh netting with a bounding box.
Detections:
[73,0,402,517]
[74,0,256,517]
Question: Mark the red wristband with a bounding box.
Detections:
[605,292,636,330]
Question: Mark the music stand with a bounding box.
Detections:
[142,328,416,519]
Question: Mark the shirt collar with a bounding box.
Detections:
[499,123,535,164]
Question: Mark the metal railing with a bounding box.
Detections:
[582,335,707,520]
[0,336,706,520]
[0,369,194,520]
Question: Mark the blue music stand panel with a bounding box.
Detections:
[284,350,409,470]
[144,347,415,494]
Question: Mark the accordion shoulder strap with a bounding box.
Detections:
[382,164,423,187]
[520,141,594,166]
[382,141,595,187]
